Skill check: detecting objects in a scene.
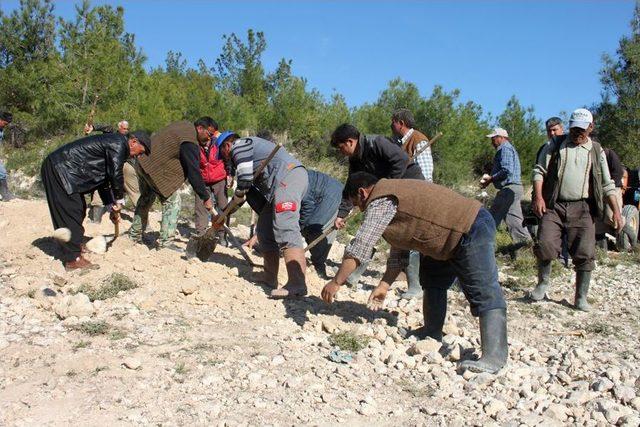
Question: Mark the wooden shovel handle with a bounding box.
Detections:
[410,131,442,161]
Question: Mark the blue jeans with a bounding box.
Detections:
[0,160,7,180]
[420,208,506,316]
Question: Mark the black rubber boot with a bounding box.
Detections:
[88,206,104,223]
[410,288,447,341]
[574,270,592,312]
[530,260,551,301]
[0,178,15,201]
[459,308,508,374]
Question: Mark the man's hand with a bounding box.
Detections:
[203,197,213,212]
[109,203,121,225]
[612,210,624,234]
[532,195,546,218]
[479,174,492,189]
[226,175,234,189]
[334,217,346,230]
[243,234,258,250]
[367,283,390,311]
[321,280,341,304]
[83,124,94,135]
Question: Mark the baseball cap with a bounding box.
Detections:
[215,130,239,158]
[131,131,151,154]
[569,108,593,129]
[486,127,509,138]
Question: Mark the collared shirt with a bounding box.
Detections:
[533,137,616,200]
[344,196,410,272]
[491,141,522,189]
[402,128,433,182]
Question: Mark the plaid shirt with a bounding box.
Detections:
[402,129,433,182]
[491,141,522,189]
[345,197,397,264]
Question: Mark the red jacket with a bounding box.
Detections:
[199,142,227,185]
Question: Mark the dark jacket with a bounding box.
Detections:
[603,147,624,188]
[338,134,424,217]
[300,170,343,231]
[45,133,129,203]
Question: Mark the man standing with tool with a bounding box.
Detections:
[0,111,15,201]
[128,120,215,251]
[41,130,150,270]
[390,109,435,299]
[330,123,424,288]
[217,132,309,299]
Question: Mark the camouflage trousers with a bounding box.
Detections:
[128,165,182,247]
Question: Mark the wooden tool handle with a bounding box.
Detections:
[305,212,354,252]
[410,131,442,161]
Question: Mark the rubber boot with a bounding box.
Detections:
[459,308,508,374]
[88,205,104,224]
[530,260,551,301]
[0,178,15,201]
[574,270,592,312]
[401,251,423,299]
[255,250,280,289]
[271,247,307,299]
[410,288,447,341]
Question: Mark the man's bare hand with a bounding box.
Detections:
[203,197,213,212]
[84,124,93,135]
[367,283,390,311]
[244,234,258,250]
[321,280,341,304]
[334,217,346,230]
[532,195,546,218]
[612,211,624,234]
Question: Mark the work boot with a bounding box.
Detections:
[410,288,447,341]
[64,256,100,272]
[255,250,280,289]
[313,263,330,280]
[271,247,307,299]
[529,260,551,301]
[574,270,592,312]
[217,230,229,248]
[88,206,104,223]
[0,178,14,201]
[459,308,508,374]
[401,251,423,299]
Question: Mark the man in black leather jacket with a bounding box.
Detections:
[41,131,150,271]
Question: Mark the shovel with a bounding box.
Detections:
[305,212,355,253]
[409,131,442,161]
[191,143,283,262]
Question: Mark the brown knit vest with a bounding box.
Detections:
[138,121,198,198]
[402,129,429,157]
[366,179,482,260]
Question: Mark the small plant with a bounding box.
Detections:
[397,379,436,398]
[329,331,370,352]
[75,273,138,302]
[94,366,109,374]
[27,289,36,299]
[66,369,78,377]
[109,329,127,340]
[174,362,188,375]
[71,321,109,336]
[585,322,615,336]
[73,340,90,350]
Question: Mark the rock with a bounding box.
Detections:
[54,293,94,319]
[201,374,223,386]
[52,227,71,242]
[407,338,442,356]
[591,377,614,392]
[122,357,141,370]
[271,355,285,366]
[618,414,640,427]
[50,273,67,287]
[85,236,107,254]
[544,404,568,422]
[180,280,199,295]
[613,385,636,404]
[322,318,340,334]
[483,398,507,417]
[10,276,32,294]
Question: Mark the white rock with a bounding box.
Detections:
[591,377,614,392]
[122,357,141,370]
[407,338,442,356]
[54,293,94,319]
[52,227,71,242]
[85,236,107,254]
[271,355,285,366]
[483,399,507,417]
[613,385,636,404]
[180,280,199,295]
[544,404,568,422]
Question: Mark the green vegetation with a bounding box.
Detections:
[72,340,90,350]
[69,320,109,336]
[74,273,138,302]
[329,331,370,352]
[173,361,188,375]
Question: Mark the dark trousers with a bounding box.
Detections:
[534,200,595,271]
[41,159,86,261]
[194,179,228,235]
[420,208,506,316]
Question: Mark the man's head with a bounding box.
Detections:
[216,131,240,160]
[330,123,360,157]
[256,129,274,142]
[0,111,13,129]
[545,117,564,139]
[117,120,130,135]
[194,117,219,145]
[568,108,594,145]
[390,108,416,138]
[127,131,151,158]
[486,127,509,149]
[344,171,380,210]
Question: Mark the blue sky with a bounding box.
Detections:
[3,1,636,121]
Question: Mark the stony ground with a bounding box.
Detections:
[1,198,639,426]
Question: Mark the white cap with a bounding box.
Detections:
[486,127,509,138]
[569,108,593,129]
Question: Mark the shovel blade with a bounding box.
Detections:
[192,235,218,262]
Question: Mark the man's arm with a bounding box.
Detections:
[321,197,398,303]
[490,149,510,183]
[104,139,128,203]
[599,147,623,232]
[231,138,254,194]
[179,143,210,201]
